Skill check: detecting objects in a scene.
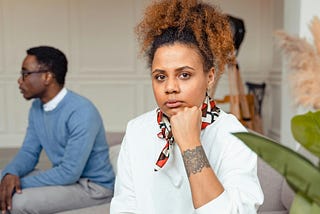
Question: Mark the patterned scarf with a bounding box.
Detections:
[155,95,220,171]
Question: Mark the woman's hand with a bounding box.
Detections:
[170,106,202,152]
[170,106,224,208]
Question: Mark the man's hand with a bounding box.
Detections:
[0,174,22,213]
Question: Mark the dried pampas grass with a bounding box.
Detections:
[310,16,320,54]
[275,17,320,110]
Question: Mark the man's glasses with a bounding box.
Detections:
[20,69,48,81]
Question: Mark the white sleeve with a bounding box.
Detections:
[110,134,138,214]
[195,155,262,214]
[196,118,264,214]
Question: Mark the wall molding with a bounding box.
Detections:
[267,128,281,141]
[0,0,4,73]
[0,134,25,148]
[0,84,6,133]
[0,0,279,147]
[268,68,282,85]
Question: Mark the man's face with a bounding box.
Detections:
[18,55,48,101]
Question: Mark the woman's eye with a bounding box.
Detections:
[179,72,190,79]
[155,74,166,81]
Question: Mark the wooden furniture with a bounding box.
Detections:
[213,64,254,129]
[215,94,254,128]
[212,64,265,133]
[246,82,266,133]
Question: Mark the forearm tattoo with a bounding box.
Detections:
[182,145,210,177]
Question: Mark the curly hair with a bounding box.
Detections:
[27,46,68,86]
[136,0,235,77]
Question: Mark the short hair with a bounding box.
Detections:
[27,46,68,86]
[135,0,235,76]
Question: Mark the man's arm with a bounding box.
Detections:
[19,105,102,188]
[1,106,42,179]
[0,107,42,213]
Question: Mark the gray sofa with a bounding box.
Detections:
[2,132,295,213]
[63,132,294,214]
[256,159,294,214]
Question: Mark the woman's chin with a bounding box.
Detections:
[162,108,182,118]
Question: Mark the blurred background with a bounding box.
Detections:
[0,0,319,149]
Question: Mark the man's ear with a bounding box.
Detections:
[44,72,54,85]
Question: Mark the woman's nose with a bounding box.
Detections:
[165,78,179,94]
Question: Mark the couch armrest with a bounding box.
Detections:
[109,144,121,174]
[257,158,287,212]
[106,132,124,147]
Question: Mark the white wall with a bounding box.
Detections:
[280,0,320,149]
[0,0,277,147]
[267,0,284,141]
[215,0,277,138]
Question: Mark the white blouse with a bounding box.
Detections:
[110,109,264,214]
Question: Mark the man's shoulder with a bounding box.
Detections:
[63,90,96,108]
[65,90,90,102]
[39,90,99,120]
[64,91,104,122]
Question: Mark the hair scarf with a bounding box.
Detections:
[155,95,220,171]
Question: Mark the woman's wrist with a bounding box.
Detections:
[181,145,210,177]
[177,138,201,152]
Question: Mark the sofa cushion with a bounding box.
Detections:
[3,132,296,213]
[57,203,110,214]
[109,144,121,174]
[257,158,287,212]
[56,143,122,214]
[106,132,124,146]
[280,180,294,210]
[259,211,288,214]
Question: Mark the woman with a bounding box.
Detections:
[110,0,263,213]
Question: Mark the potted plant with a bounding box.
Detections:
[233,16,320,214]
[233,110,320,213]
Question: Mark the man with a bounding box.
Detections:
[0,46,115,213]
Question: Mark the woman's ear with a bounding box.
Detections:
[206,68,215,98]
[207,67,215,88]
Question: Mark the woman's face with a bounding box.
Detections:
[151,43,214,118]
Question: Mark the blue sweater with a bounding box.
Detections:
[1,91,115,190]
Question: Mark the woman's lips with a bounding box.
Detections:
[165,101,182,108]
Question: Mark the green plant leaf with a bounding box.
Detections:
[290,192,320,214]
[233,132,320,206]
[291,111,320,158]
[290,192,312,214]
[310,202,320,214]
